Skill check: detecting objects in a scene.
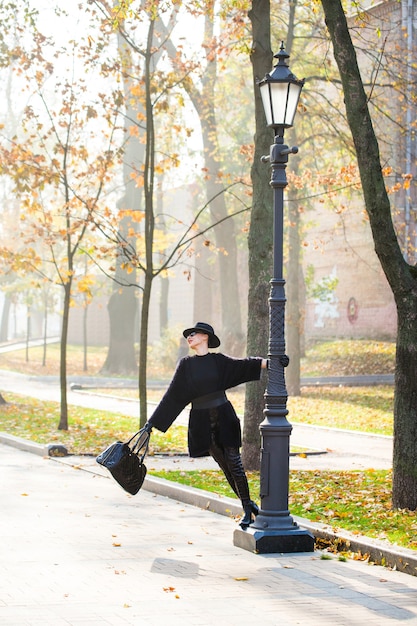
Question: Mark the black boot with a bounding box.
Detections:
[239,503,254,529]
[250,501,259,516]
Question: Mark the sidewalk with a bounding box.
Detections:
[2,443,417,626]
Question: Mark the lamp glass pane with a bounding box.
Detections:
[284,83,302,126]
[269,82,289,125]
[260,82,273,126]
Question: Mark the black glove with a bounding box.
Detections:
[279,354,290,367]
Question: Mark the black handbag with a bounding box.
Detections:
[96,428,150,495]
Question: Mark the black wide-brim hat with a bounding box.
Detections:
[183,322,221,348]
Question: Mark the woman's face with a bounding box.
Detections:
[186,331,209,351]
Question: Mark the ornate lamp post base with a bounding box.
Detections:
[233,525,314,555]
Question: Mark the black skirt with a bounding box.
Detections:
[187,400,241,457]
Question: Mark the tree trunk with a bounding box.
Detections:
[101,286,138,374]
[158,184,169,334]
[393,298,417,509]
[58,282,71,430]
[0,294,10,342]
[25,304,31,362]
[284,0,302,397]
[83,300,88,372]
[242,0,273,470]
[204,163,243,353]
[321,0,417,509]
[102,30,142,374]
[193,240,213,322]
[139,273,152,428]
[138,19,156,428]
[159,274,169,334]
[198,14,243,352]
[42,294,48,367]
[286,183,302,396]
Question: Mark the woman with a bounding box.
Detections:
[145,322,268,528]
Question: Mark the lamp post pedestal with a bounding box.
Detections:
[234,133,314,554]
[234,407,314,554]
[234,526,314,555]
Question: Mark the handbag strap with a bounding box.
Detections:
[128,427,150,462]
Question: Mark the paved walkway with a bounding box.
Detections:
[2,443,417,626]
[2,370,417,624]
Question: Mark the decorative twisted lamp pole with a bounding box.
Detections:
[234,43,314,554]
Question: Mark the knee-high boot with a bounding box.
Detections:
[209,439,240,499]
[223,447,259,528]
[208,424,258,528]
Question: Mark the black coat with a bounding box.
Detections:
[149,353,263,457]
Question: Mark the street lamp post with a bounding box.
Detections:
[234,43,315,554]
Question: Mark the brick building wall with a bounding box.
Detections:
[303,194,397,340]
